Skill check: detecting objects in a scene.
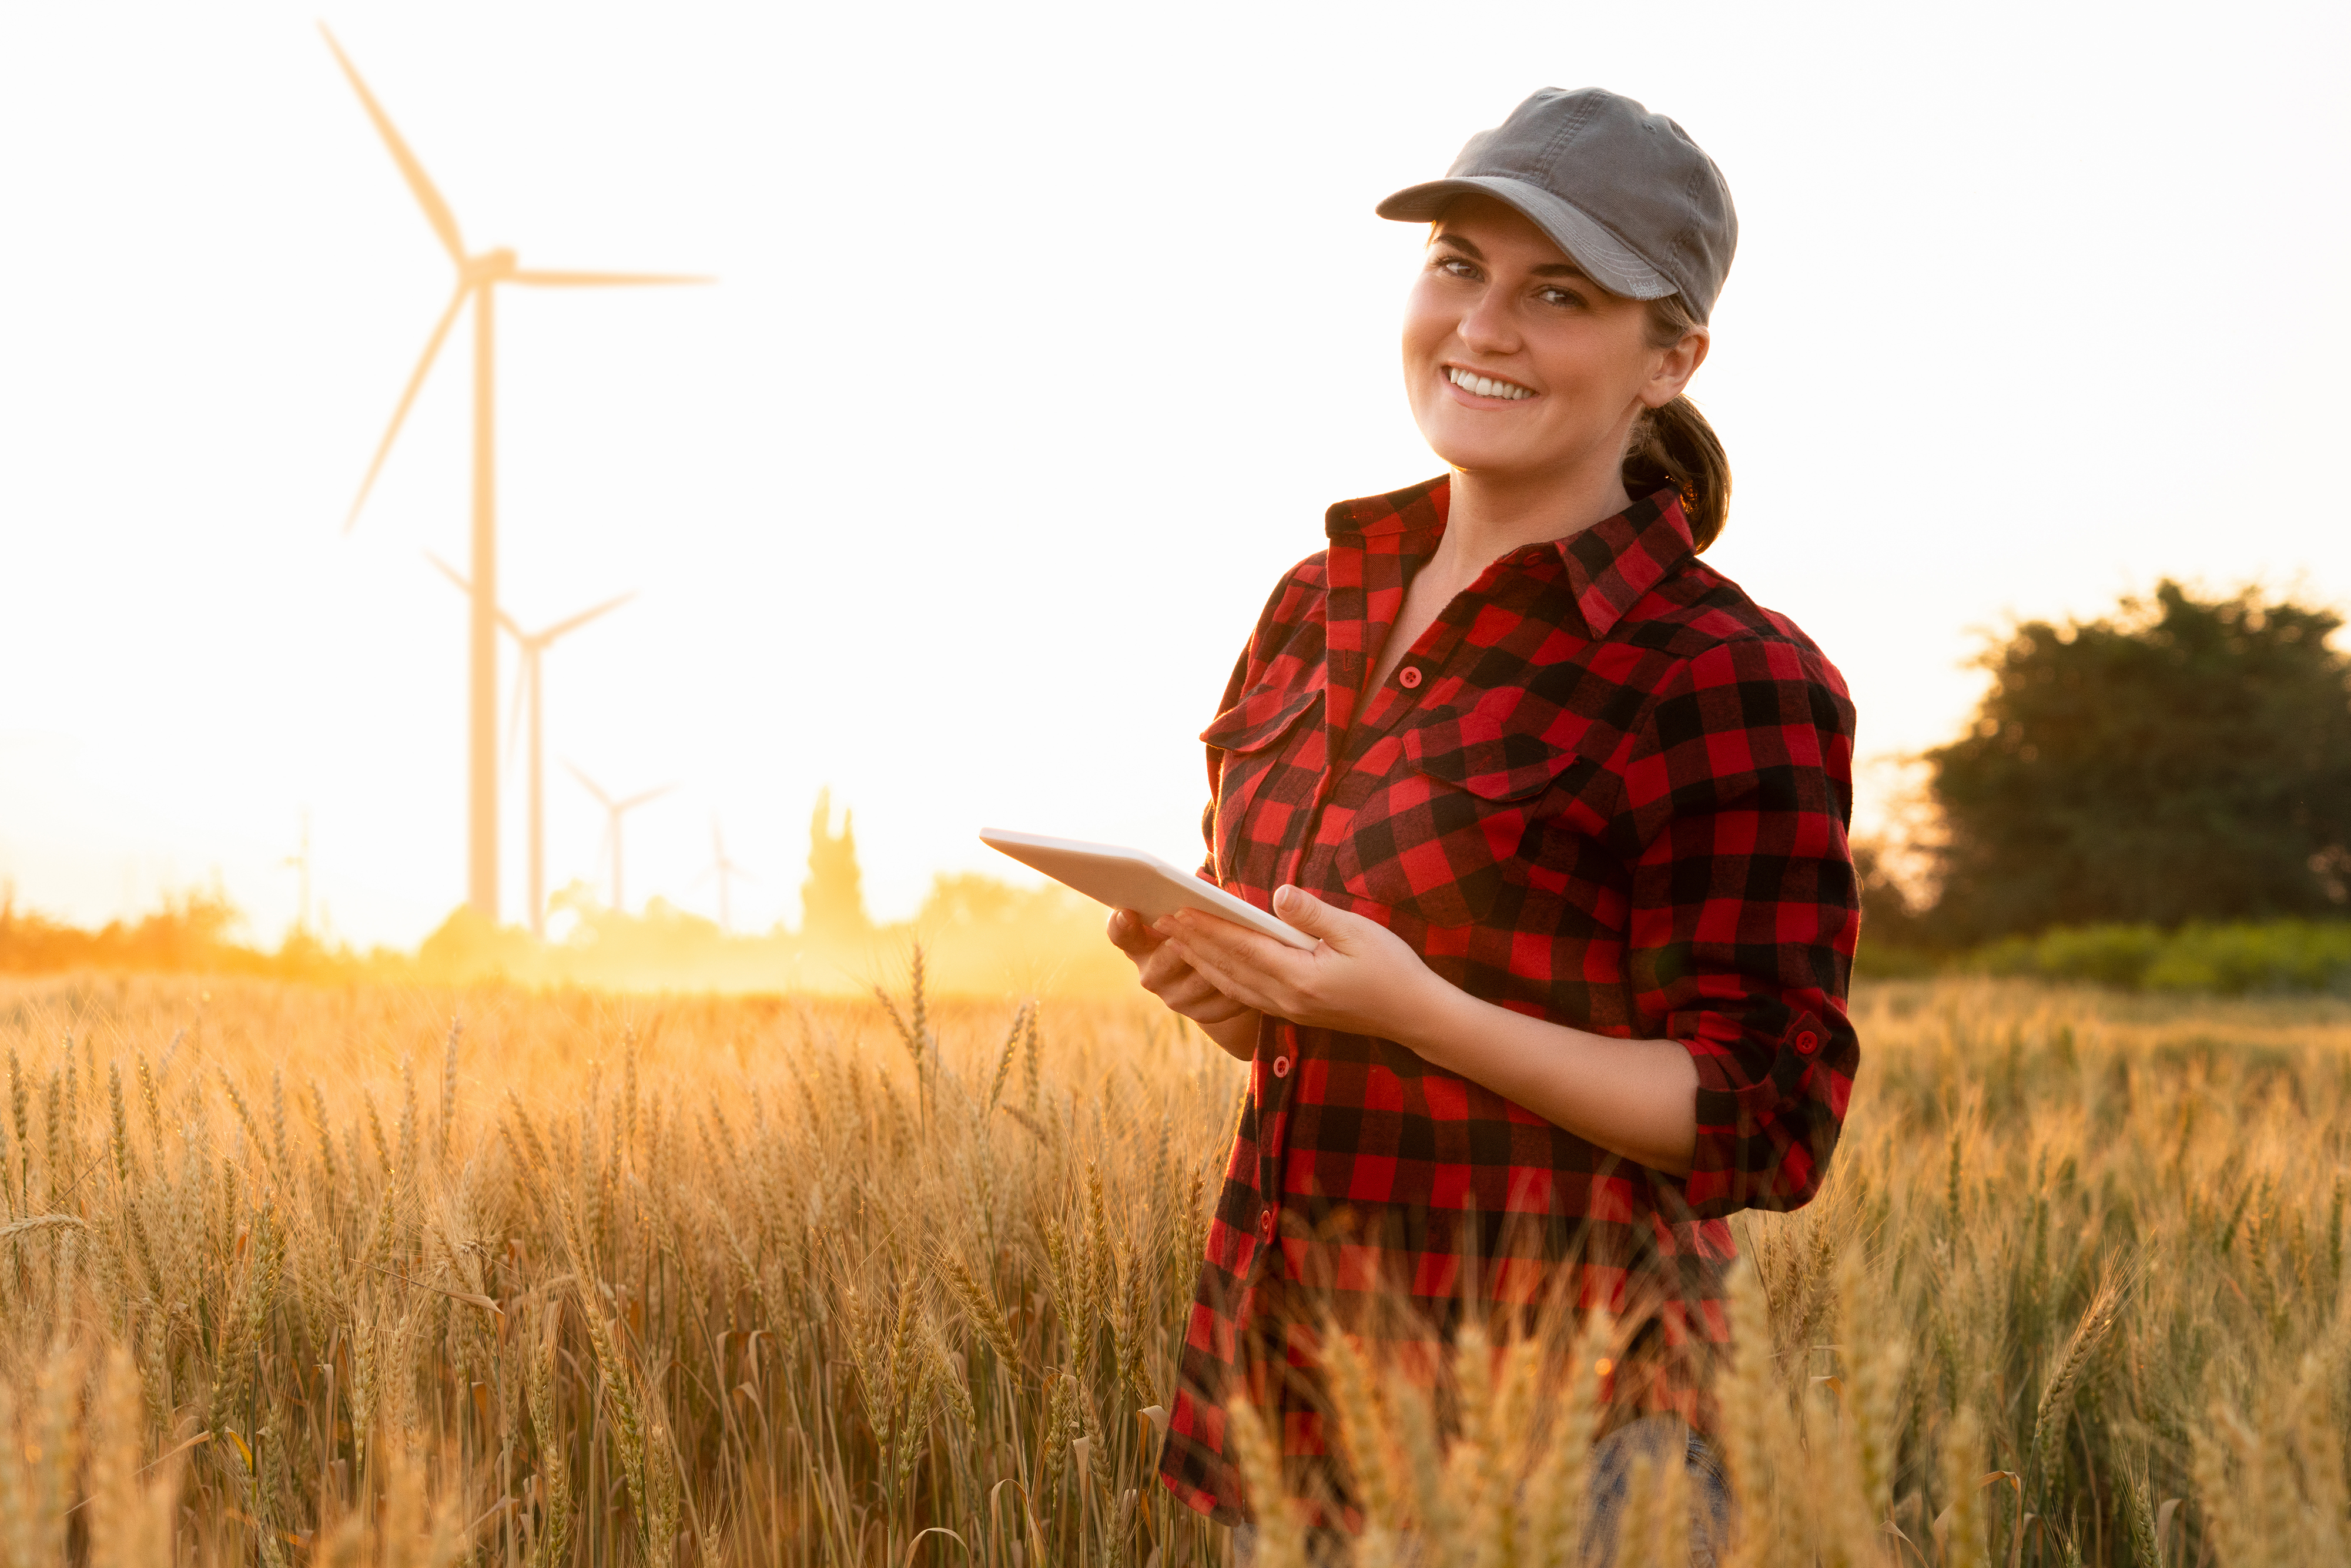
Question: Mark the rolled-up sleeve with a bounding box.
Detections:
[1615,637,1861,1219]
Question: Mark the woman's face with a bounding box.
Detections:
[1402,195,1704,490]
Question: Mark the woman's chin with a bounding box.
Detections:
[1425,437,1547,480]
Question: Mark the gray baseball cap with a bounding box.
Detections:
[1377,87,1737,322]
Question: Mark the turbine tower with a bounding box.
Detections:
[426,554,631,940]
[282,812,313,935]
[699,816,752,932]
[324,25,705,922]
[564,763,673,914]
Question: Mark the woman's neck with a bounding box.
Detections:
[1437,460,1635,576]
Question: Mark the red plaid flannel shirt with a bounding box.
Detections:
[1157,477,1860,1525]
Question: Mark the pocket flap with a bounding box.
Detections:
[1201,685,1323,754]
[1401,705,1589,801]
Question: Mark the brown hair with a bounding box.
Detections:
[1622,293,1730,551]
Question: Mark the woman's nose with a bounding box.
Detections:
[1456,286,1519,355]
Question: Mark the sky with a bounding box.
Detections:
[1,1,2345,948]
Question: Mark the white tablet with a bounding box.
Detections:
[978,827,1317,950]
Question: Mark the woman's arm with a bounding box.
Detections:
[1156,886,1699,1174]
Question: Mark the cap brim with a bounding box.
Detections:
[1375,176,1676,301]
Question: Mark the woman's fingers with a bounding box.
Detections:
[1109,906,1258,1021]
[1158,897,1431,1036]
[1142,943,1244,1010]
[1106,907,1161,957]
[1160,919,1293,1018]
[1158,910,1304,980]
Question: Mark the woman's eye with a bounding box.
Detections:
[1536,286,1586,309]
[1433,255,1478,280]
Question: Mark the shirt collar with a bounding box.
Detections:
[1555,485,1696,638]
[1323,474,1449,542]
[1324,475,1696,638]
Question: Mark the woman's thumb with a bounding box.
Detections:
[1273,884,1331,933]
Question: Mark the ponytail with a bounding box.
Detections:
[1622,294,1731,551]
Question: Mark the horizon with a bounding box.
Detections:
[2,1,2346,949]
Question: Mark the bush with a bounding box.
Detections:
[1957,918,2351,995]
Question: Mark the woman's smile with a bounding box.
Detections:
[1443,364,1538,403]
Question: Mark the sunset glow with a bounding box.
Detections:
[1,2,2343,963]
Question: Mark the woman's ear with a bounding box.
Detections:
[1640,327,1710,409]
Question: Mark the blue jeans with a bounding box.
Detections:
[1229,1414,1731,1567]
[1584,1413,1731,1567]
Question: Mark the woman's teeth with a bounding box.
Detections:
[1447,367,1533,400]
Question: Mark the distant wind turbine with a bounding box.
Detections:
[698,816,753,932]
[426,553,631,940]
[564,763,673,914]
[323,24,707,923]
[282,812,313,934]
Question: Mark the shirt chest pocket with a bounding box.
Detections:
[1201,685,1324,890]
[1335,705,1607,929]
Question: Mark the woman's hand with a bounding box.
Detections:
[1160,886,1699,1172]
[1106,908,1262,1060]
[1153,885,1443,1040]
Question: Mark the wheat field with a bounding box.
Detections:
[0,965,2343,1566]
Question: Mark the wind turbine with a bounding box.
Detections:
[698,816,753,932]
[564,763,673,914]
[425,553,631,940]
[324,25,706,923]
[282,812,313,935]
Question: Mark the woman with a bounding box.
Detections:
[1110,88,1858,1556]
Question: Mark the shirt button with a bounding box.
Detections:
[1259,1208,1275,1237]
[1272,1056,1291,1078]
[1794,1030,1820,1055]
[1398,666,1424,689]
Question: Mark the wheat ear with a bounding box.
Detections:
[2030,1256,2131,1486]
[937,1247,1020,1368]
[1225,1398,1308,1568]
[1936,1404,1988,1568]
[525,1306,575,1568]
[1525,1313,1605,1566]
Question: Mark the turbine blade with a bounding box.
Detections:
[345,282,470,532]
[506,654,530,763]
[508,269,713,287]
[422,549,470,595]
[319,25,467,263]
[421,550,523,641]
[618,784,676,813]
[563,760,612,809]
[537,591,634,645]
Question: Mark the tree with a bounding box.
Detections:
[801,788,870,939]
[1923,581,2351,942]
